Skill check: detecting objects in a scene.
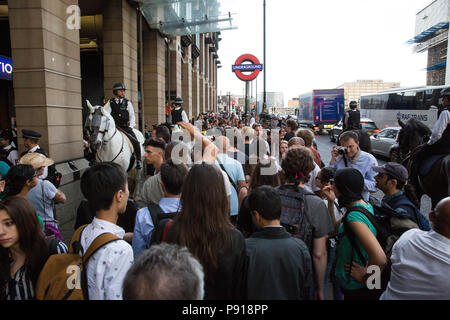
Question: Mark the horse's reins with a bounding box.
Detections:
[93,115,125,163]
[96,130,124,163]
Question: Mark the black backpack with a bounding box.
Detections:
[342,203,419,289]
[148,204,179,246]
[276,185,315,250]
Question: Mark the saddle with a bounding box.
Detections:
[117,128,137,172]
[117,127,135,153]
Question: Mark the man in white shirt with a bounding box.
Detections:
[380,197,450,300]
[79,162,134,300]
[409,88,450,195]
[171,97,189,124]
[104,83,142,169]
[249,113,256,128]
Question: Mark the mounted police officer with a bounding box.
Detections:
[104,82,142,169]
[171,97,189,124]
[0,129,18,166]
[343,101,361,132]
[410,87,450,193]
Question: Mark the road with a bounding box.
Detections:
[314,134,432,215]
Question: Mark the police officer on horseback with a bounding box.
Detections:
[171,97,189,124]
[343,101,361,132]
[410,87,450,194]
[104,83,142,169]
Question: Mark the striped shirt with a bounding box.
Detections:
[5,240,68,300]
[6,265,34,300]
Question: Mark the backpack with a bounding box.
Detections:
[276,185,315,249]
[342,203,419,289]
[35,225,120,300]
[148,204,179,246]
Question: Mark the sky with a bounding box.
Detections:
[216,0,434,105]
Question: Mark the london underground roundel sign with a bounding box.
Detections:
[232,54,263,82]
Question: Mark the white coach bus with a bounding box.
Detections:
[360,85,450,129]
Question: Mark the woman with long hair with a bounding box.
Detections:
[0,197,50,300]
[166,163,247,300]
[237,158,281,238]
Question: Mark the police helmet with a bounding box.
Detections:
[349,101,358,109]
[113,83,127,92]
[174,97,184,105]
[440,87,450,97]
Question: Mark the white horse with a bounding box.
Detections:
[85,100,145,173]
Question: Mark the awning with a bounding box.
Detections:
[407,21,449,44]
[140,0,237,37]
[426,61,446,71]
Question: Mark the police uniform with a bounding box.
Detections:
[410,91,450,194]
[21,129,50,179]
[171,97,189,124]
[0,130,19,166]
[103,83,142,168]
[343,109,360,131]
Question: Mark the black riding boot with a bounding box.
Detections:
[121,126,142,169]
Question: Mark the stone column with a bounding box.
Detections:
[169,36,182,100]
[446,33,450,85]
[143,28,165,126]
[192,59,200,118]
[181,45,192,120]
[199,34,206,113]
[9,0,87,243]
[9,0,83,161]
[204,36,210,112]
[199,76,205,114]
[103,0,138,110]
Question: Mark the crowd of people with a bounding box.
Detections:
[1,103,449,301]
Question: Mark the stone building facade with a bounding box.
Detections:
[0,0,223,242]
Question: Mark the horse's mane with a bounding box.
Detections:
[404,118,431,136]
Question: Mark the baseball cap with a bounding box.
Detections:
[373,162,408,183]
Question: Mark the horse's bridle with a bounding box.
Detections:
[85,108,112,142]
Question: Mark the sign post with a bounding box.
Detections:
[232,54,263,124]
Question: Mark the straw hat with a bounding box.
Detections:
[19,153,54,169]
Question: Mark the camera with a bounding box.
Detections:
[337,146,348,155]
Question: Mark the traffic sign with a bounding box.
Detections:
[232,54,263,82]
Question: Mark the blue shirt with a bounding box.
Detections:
[215,153,245,216]
[132,197,181,258]
[330,149,378,202]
